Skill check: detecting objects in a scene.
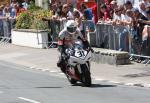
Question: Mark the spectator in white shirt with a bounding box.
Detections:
[22,0,28,10]
[139,2,147,17]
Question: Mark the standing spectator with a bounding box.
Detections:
[17,3,27,16]
[3,3,10,16]
[80,3,93,20]
[100,4,110,21]
[10,4,18,31]
[113,5,132,51]
[22,0,29,10]
[139,9,150,61]
[91,0,103,24]
[109,0,118,19]
[10,4,18,18]
[68,3,83,18]
[61,4,73,19]
[139,0,150,8]
[3,4,11,19]
[73,10,84,35]
[2,4,11,37]
[91,3,110,24]
[10,0,19,18]
[133,8,147,39]
[10,0,18,9]
[139,2,147,17]
[124,1,136,11]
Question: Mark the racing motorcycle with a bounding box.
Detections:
[62,39,92,87]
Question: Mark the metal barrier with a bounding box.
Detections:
[96,23,121,50]
[96,22,150,65]
[0,36,11,45]
[130,54,150,66]
[0,19,13,45]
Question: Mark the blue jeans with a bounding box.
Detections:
[119,28,128,51]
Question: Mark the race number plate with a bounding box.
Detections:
[74,50,87,59]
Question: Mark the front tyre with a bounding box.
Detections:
[81,64,91,87]
[66,75,77,85]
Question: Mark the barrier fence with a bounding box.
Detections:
[96,22,150,65]
[0,19,13,44]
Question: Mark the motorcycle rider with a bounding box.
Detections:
[57,20,91,73]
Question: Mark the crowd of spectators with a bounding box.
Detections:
[0,0,28,37]
[48,0,150,63]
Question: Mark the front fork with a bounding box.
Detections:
[77,62,90,74]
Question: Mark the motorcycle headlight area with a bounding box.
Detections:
[74,44,83,50]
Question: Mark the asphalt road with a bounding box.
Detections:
[0,61,150,103]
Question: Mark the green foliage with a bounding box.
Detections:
[15,12,32,29]
[15,9,52,30]
[28,1,42,11]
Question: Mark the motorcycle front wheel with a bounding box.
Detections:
[66,75,77,85]
[81,64,92,87]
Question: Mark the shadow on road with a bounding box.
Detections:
[35,86,62,89]
[123,72,150,78]
[90,84,117,88]
[71,83,117,88]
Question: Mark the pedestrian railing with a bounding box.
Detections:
[96,22,150,66]
[0,36,11,45]
[129,54,150,66]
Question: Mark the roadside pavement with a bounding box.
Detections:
[0,44,150,88]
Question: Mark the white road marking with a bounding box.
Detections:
[125,83,134,86]
[50,70,58,73]
[94,78,105,81]
[59,73,64,75]
[0,53,27,60]
[18,97,41,103]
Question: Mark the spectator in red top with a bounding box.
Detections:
[91,3,110,24]
[91,4,97,23]
[101,4,110,20]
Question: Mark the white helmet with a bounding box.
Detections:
[66,20,77,34]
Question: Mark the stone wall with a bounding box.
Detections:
[92,48,130,65]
